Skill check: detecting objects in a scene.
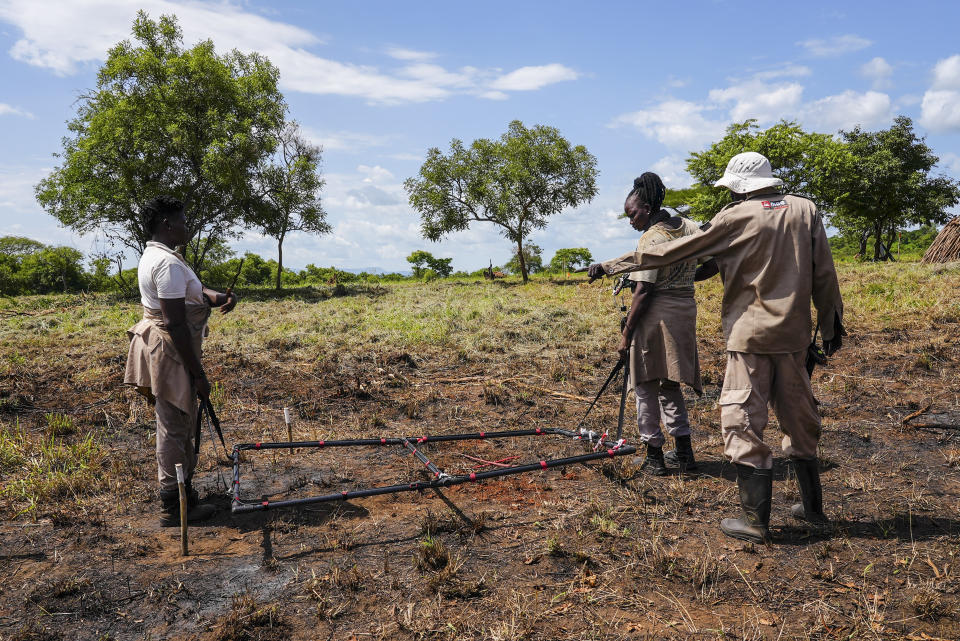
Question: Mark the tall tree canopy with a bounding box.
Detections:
[35,12,287,270]
[549,247,593,273]
[686,120,851,221]
[253,121,329,289]
[405,120,598,283]
[832,116,960,260]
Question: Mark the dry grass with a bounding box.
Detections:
[0,264,958,640]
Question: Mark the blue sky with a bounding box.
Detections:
[1,0,959,272]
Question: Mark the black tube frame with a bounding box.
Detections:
[230,427,635,514]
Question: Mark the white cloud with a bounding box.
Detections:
[752,65,812,81]
[920,90,960,132]
[385,47,437,62]
[920,55,960,132]
[931,54,960,90]
[861,57,893,89]
[489,64,579,91]
[650,156,694,189]
[798,34,871,57]
[299,127,392,152]
[611,99,726,149]
[801,90,891,131]
[0,103,34,118]
[0,0,580,104]
[710,81,805,123]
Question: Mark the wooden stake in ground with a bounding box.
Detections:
[284,407,294,452]
[175,463,188,556]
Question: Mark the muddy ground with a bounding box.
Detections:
[1,269,958,640]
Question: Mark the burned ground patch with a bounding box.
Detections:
[1,266,959,640]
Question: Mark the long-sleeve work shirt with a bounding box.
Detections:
[600,192,843,354]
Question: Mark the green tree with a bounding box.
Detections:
[506,243,543,275]
[686,120,852,220]
[406,250,433,279]
[832,117,960,261]
[406,250,454,279]
[35,11,287,270]
[427,256,453,278]
[20,247,86,293]
[253,121,330,289]
[549,247,593,273]
[405,120,598,283]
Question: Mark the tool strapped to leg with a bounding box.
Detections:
[194,397,228,457]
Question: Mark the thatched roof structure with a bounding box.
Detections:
[922,218,960,264]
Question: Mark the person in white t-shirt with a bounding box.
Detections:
[124,195,237,525]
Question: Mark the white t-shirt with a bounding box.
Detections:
[138,241,205,309]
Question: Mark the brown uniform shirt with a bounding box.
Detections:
[601,192,843,354]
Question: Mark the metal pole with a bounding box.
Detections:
[232,444,636,513]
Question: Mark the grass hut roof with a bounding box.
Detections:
[921,218,960,264]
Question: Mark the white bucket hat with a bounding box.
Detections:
[714,152,783,194]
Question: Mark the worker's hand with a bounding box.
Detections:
[824,313,847,356]
[219,291,238,315]
[587,263,606,282]
[617,332,630,358]
[193,371,211,400]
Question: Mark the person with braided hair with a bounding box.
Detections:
[590,153,845,544]
[588,173,716,475]
[124,195,238,525]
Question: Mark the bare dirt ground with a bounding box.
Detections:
[1,264,959,640]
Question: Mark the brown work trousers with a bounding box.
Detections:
[718,351,820,469]
[156,396,198,492]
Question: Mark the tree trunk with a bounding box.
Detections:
[276,237,284,291]
[517,239,528,284]
[873,222,883,261]
[858,230,869,259]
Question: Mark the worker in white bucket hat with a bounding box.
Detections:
[590,151,846,544]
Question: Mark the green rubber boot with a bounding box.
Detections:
[790,458,829,526]
[720,464,772,543]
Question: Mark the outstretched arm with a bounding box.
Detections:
[592,221,731,280]
[202,287,239,314]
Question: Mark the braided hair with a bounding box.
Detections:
[142,195,184,235]
[625,172,666,213]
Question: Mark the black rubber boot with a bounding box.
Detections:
[159,486,216,527]
[790,458,829,526]
[664,435,698,472]
[640,444,669,476]
[720,464,772,543]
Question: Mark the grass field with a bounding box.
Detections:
[1,263,959,640]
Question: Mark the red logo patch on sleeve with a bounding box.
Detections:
[761,200,788,209]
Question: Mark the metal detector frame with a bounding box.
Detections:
[230,428,636,514]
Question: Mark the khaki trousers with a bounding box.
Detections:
[719,351,820,469]
[155,397,198,492]
[634,379,691,447]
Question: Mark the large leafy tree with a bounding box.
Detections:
[253,121,329,289]
[549,247,592,273]
[686,120,851,220]
[405,120,598,283]
[406,250,452,279]
[35,12,286,270]
[832,116,960,261]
